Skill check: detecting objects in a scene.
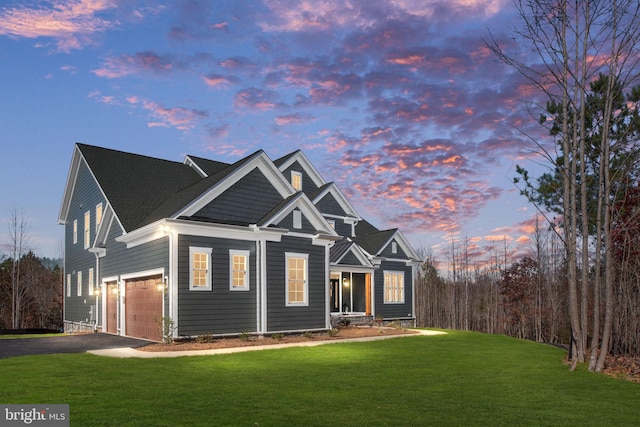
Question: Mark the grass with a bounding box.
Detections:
[0,330,638,426]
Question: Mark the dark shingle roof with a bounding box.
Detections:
[77,144,201,232]
[330,238,354,263]
[353,219,397,255]
[137,150,265,228]
[273,150,301,168]
[186,155,230,176]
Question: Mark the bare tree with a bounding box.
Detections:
[4,208,31,329]
[487,0,640,371]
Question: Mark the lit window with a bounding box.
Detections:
[384,271,404,303]
[96,203,103,233]
[67,274,71,297]
[286,253,308,306]
[230,250,250,291]
[84,211,91,249]
[291,171,302,191]
[190,247,212,290]
[88,268,94,296]
[293,210,302,229]
[328,220,335,229]
[73,220,78,244]
[77,271,83,296]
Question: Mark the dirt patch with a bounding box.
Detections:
[140,326,417,352]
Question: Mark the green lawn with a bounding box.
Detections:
[0,330,637,426]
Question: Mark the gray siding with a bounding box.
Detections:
[374,260,413,319]
[64,160,106,323]
[379,238,408,259]
[316,192,347,217]
[195,168,283,224]
[266,236,326,331]
[100,225,169,279]
[337,250,361,266]
[282,161,319,195]
[333,220,352,237]
[177,235,257,336]
[276,209,317,234]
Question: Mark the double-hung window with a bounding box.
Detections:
[88,268,94,296]
[95,203,103,233]
[77,270,83,296]
[291,171,302,191]
[230,250,250,291]
[84,211,91,249]
[286,253,308,306]
[383,271,404,303]
[190,247,212,291]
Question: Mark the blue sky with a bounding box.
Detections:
[0,0,550,268]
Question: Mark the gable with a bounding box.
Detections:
[275,208,318,234]
[59,144,202,232]
[259,193,337,237]
[281,160,320,194]
[275,150,326,190]
[315,191,347,217]
[380,237,408,258]
[178,151,295,219]
[191,168,283,225]
[330,240,374,267]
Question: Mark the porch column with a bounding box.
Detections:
[365,273,372,316]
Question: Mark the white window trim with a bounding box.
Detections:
[383,270,405,304]
[291,170,302,191]
[229,250,250,291]
[95,203,103,233]
[391,241,397,254]
[293,210,302,229]
[73,220,78,244]
[77,270,83,297]
[84,211,91,249]
[189,247,212,291]
[88,268,94,296]
[285,252,309,307]
[67,274,71,297]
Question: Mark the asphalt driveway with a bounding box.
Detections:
[0,333,149,359]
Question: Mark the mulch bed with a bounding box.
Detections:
[139,326,417,352]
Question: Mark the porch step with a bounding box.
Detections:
[330,314,374,327]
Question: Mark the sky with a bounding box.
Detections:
[0,0,552,270]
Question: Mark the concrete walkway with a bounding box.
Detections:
[88,329,447,358]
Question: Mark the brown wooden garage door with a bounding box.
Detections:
[106,282,118,334]
[125,275,163,341]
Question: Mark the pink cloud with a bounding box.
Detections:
[202,73,238,87]
[0,0,118,52]
[234,87,282,111]
[93,51,186,78]
[273,113,316,126]
[141,100,208,131]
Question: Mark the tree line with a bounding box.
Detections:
[1,209,63,331]
[415,210,640,361]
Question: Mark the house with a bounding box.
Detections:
[58,144,420,341]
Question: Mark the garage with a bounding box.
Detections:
[125,275,163,342]
[105,281,118,335]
